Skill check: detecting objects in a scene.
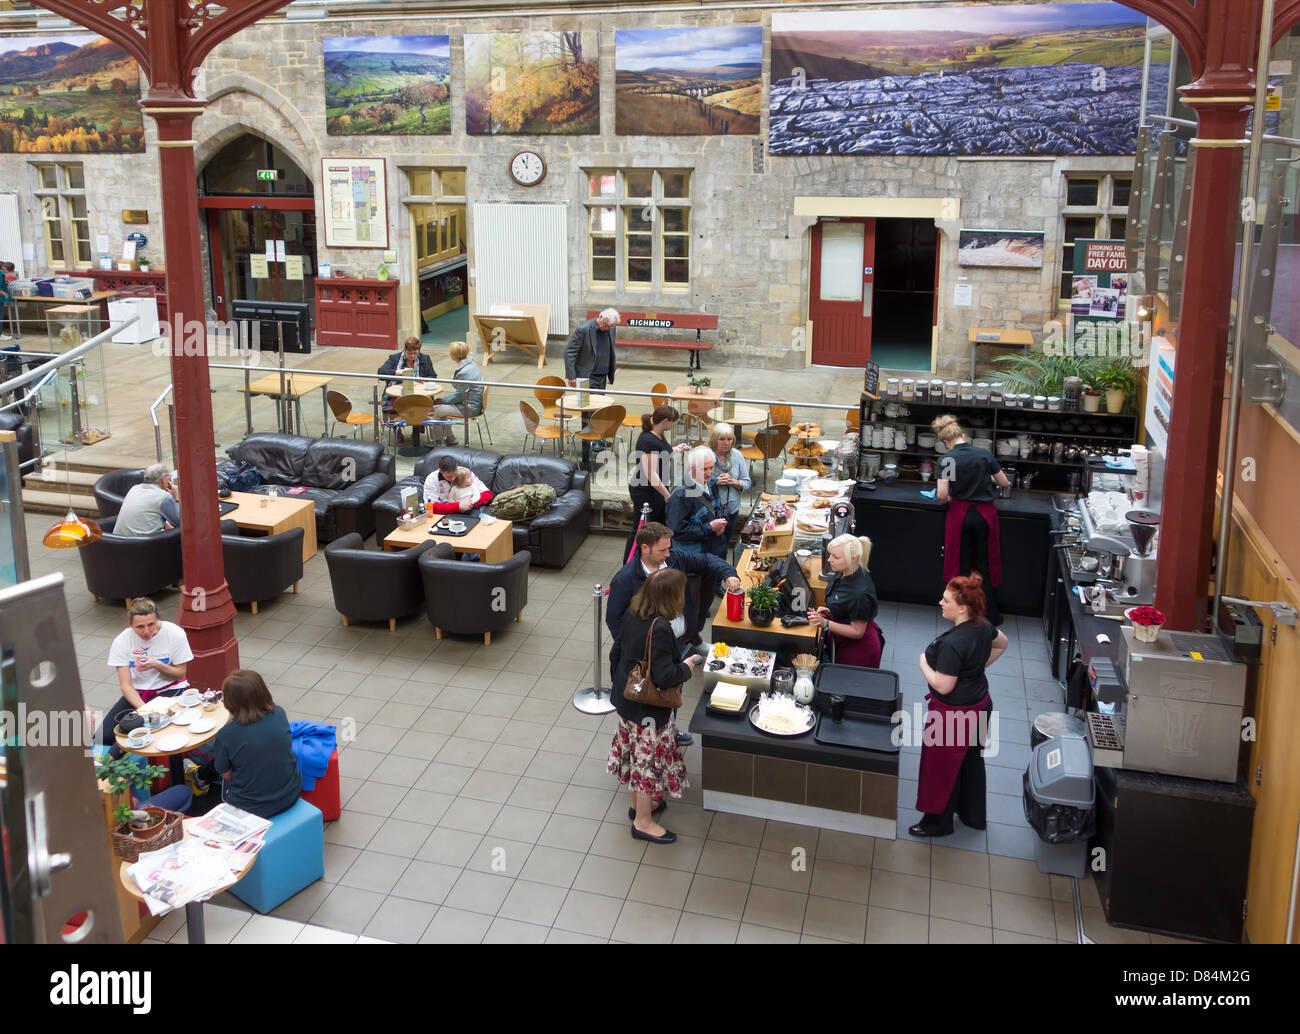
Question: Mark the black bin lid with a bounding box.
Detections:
[813,664,899,716]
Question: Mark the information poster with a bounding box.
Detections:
[285,255,303,281]
[1070,238,1129,352]
[322,157,389,249]
[249,255,269,279]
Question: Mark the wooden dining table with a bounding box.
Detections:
[116,693,230,785]
[239,371,333,436]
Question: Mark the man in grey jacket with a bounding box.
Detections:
[116,464,181,536]
[564,307,619,389]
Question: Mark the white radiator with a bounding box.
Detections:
[0,193,25,279]
[471,202,569,336]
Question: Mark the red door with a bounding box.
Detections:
[810,217,875,367]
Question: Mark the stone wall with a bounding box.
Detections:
[0,5,1140,377]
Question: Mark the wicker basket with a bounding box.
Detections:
[110,807,184,863]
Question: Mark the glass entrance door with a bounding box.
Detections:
[216,208,317,315]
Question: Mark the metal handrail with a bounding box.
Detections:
[150,383,173,462]
[0,318,135,396]
[0,368,57,414]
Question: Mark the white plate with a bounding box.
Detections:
[154,732,190,752]
[187,716,216,735]
[172,708,201,726]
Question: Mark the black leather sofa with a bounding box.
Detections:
[93,468,144,517]
[0,412,36,467]
[216,433,395,543]
[372,446,590,567]
[419,544,530,644]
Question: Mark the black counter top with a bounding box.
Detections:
[687,693,898,774]
[852,480,1057,519]
[1050,509,1125,669]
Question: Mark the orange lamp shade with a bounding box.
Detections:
[43,510,103,549]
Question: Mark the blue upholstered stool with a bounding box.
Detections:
[227,798,325,914]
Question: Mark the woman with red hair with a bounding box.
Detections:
[911,573,1009,838]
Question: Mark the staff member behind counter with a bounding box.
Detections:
[932,414,1010,627]
[807,534,884,668]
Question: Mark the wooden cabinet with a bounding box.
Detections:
[314,277,398,349]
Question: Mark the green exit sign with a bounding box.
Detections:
[256,169,279,181]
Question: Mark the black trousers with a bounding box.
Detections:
[939,740,988,829]
[625,487,667,561]
[958,507,1003,627]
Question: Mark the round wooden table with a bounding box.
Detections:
[383,381,442,398]
[706,404,768,428]
[559,392,614,412]
[118,816,256,945]
[117,695,230,786]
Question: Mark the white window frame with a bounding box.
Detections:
[582,168,692,296]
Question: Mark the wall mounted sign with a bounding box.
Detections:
[122,210,149,224]
[126,231,148,250]
[321,157,389,249]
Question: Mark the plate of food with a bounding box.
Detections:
[748,694,816,737]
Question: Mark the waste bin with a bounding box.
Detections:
[1030,711,1087,748]
[1023,735,1095,878]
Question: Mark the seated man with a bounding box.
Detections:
[378,336,449,446]
[429,340,484,447]
[422,454,493,515]
[115,463,181,536]
[607,522,741,746]
[99,597,193,746]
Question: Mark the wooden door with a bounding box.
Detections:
[810,218,875,367]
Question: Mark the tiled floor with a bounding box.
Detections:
[27,508,1172,945]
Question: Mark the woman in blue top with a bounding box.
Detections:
[431,340,485,447]
[707,422,751,539]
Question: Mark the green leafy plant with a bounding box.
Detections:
[96,753,168,826]
[993,352,1102,396]
[1093,359,1137,395]
[745,581,781,612]
[687,375,712,390]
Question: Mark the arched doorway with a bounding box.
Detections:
[198,134,318,326]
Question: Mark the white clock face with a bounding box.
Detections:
[511,151,545,185]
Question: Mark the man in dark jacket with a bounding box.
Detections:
[378,336,444,445]
[607,521,740,746]
[666,446,728,560]
[564,308,619,389]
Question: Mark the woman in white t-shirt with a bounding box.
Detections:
[99,597,194,745]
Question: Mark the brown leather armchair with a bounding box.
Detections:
[223,526,305,614]
[324,532,438,631]
[77,514,183,604]
[418,546,530,645]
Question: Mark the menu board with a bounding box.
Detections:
[322,157,388,249]
[863,360,880,399]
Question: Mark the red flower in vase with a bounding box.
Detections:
[1127,606,1166,627]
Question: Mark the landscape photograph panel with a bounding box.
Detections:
[324,35,451,136]
[770,2,1172,156]
[0,35,144,153]
[465,31,599,135]
[615,27,762,136]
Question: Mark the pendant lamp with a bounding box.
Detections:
[41,443,102,548]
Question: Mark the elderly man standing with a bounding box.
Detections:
[666,446,728,561]
[565,307,619,389]
[116,464,181,536]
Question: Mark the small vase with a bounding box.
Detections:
[748,604,774,628]
[1133,621,1161,643]
[1104,389,1126,414]
[1083,391,1101,413]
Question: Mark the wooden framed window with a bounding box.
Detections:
[32,162,91,268]
[583,168,692,294]
[1060,172,1133,300]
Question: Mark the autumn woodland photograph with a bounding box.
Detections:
[465,31,599,135]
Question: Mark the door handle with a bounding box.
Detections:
[862,283,873,318]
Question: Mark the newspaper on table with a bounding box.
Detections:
[191,803,272,845]
[127,830,268,916]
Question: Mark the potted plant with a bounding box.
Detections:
[136,255,150,272]
[687,375,712,395]
[994,352,1102,397]
[1082,387,1102,413]
[1094,360,1137,414]
[97,752,169,836]
[746,581,781,627]
[1125,605,1166,643]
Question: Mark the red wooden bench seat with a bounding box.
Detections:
[585,310,717,374]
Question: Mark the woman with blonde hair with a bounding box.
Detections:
[430,339,485,446]
[707,422,752,534]
[932,413,1010,626]
[808,533,884,668]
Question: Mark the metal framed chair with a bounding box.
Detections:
[740,424,791,498]
[743,399,792,446]
[327,390,375,438]
[519,400,568,455]
[388,393,436,456]
[576,404,626,461]
[466,385,493,448]
[534,376,567,421]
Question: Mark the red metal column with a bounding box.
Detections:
[1153,3,1261,630]
[145,98,240,690]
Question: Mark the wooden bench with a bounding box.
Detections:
[585,310,717,374]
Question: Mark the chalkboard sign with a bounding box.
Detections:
[863,360,881,399]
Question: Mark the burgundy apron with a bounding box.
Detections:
[915,691,992,814]
[831,621,883,668]
[943,499,1001,586]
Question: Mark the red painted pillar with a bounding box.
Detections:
[143,95,240,689]
[1153,6,1260,630]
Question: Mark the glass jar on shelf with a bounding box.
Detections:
[901,378,915,400]
[914,381,929,402]
[959,381,975,402]
[885,377,901,401]
[944,380,959,402]
[975,382,990,403]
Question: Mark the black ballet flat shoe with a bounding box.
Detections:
[908,820,955,838]
[631,825,677,845]
[628,800,667,821]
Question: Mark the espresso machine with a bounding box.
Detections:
[1071,453,1160,613]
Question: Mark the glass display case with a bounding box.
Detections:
[44,304,104,353]
[42,350,110,448]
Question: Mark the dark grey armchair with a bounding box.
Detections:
[93,468,145,517]
[418,547,530,645]
[77,514,183,604]
[223,526,305,614]
[324,532,438,631]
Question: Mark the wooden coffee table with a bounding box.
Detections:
[383,514,513,563]
[223,491,318,561]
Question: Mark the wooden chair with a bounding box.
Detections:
[740,424,791,498]
[534,376,567,421]
[621,382,668,448]
[743,399,792,446]
[844,407,861,435]
[577,404,626,460]
[388,394,436,451]
[327,390,375,438]
[520,400,568,455]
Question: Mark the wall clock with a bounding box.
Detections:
[509,150,546,187]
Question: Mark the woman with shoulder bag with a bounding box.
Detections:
[605,568,697,845]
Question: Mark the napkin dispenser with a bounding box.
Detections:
[401,368,416,395]
[722,389,736,421]
[574,377,589,408]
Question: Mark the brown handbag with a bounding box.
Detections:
[622,617,683,710]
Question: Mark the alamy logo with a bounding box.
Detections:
[50,966,152,1014]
